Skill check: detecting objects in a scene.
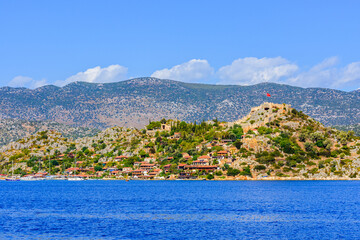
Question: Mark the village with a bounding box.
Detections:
[1,102,360,181]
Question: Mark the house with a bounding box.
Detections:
[161,124,171,131]
[144,157,156,163]
[163,164,172,173]
[178,163,187,170]
[217,150,229,157]
[35,172,48,177]
[134,162,143,167]
[65,167,80,174]
[185,165,218,172]
[197,155,211,161]
[174,132,181,139]
[179,171,196,179]
[82,167,95,173]
[148,168,162,177]
[132,169,147,177]
[107,167,118,172]
[114,155,128,161]
[122,167,132,173]
[140,163,155,171]
[110,170,120,176]
[192,159,209,166]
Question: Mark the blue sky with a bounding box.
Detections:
[1,0,360,90]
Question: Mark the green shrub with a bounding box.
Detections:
[254,165,266,171]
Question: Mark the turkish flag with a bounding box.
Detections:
[266,93,271,97]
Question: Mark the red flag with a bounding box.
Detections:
[266,93,271,97]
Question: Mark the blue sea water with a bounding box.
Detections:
[0,180,360,240]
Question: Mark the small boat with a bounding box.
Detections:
[20,176,44,181]
[67,176,85,181]
[6,160,20,181]
[6,177,20,181]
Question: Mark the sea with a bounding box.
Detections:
[0,180,359,239]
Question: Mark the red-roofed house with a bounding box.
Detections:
[178,163,187,170]
[217,151,229,157]
[115,155,128,161]
[140,163,156,171]
[192,159,209,166]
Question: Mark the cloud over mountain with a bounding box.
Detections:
[8,76,48,89]
[151,59,214,83]
[57,64,128,86]
[6,57,360,91]
[217,57,298,85]
[287,57,360,90]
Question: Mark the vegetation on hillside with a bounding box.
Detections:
[0,103,359,180]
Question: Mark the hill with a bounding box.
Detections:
[0,103,359,180]
[0,78,359,129]
[0,119,99,146]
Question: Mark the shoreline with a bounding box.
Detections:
[3,178,360,181]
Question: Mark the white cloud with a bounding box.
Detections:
[8,76,48,89]
[287,57,360,89]
[57,64,128,86]
[217,57,299,85]
[338,62,360,86]
[151,59,214,82]
[6,58,360,91]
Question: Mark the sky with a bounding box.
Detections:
[1,0,360,91]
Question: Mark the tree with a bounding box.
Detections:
[240,166,252,177]
[234,139,243,149]
[206,174,214,180]
[299,132,307,142]
[323,139,333,150]
[310,132,324,143]
[254,165,266,171]
[94,165,103,172]
[304,142,314,152]
[227,167,240,176]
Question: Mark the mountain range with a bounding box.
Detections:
[0,77,359,129]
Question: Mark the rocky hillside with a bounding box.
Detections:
[0,78,359,129]
[0,119,99,146]
[333,124,360,136]
[0,103,359,180]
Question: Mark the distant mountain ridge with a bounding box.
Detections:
[0,77,359,128]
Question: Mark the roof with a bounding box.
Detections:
[198,155,210,159]
[140,163,155,167]
[66,167,80,171]
[217,151,228,154]
[193,159,209,163]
